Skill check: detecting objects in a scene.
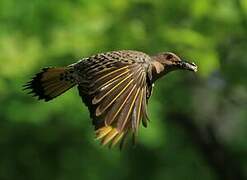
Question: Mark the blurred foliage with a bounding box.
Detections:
[0,0,247,180]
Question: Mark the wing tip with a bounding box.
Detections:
[95,125,128,149]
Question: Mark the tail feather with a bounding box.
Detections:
[23,67,76,101]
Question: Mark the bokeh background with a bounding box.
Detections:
[0,0,247,180]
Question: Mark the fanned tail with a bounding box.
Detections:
[23,67,76,101]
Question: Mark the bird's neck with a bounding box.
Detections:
[150,60,176,82]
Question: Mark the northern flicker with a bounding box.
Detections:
[23,50,197,148]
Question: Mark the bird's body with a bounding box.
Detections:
[24,50,197,148]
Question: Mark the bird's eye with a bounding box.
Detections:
[166,54,173,60]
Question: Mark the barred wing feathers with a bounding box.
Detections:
[77,57,150,148]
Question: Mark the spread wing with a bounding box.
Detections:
[76,55,151,148]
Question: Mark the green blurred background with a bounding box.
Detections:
[0,0,247,180]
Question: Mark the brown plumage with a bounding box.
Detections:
[23,50,197,148]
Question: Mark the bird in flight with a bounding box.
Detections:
[23,50,197,148]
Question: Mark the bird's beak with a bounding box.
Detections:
[180,60,198,72]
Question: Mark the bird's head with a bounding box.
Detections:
[151,52,197,79]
